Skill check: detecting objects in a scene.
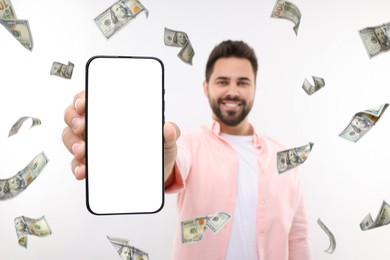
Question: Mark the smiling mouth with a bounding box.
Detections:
[222,101,241,109]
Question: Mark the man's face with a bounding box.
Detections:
[288,150,298,163]
[112,3,126,19]
[176,32,187,46]
[14,218,25,231]
[375,27,387,45]
[8,177,21,190]
[204,57,255,127]
[60,65,67,76]
[120,246,131,260]
[351,116,369,130]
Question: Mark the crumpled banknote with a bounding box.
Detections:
[0,0,33,50]
[164,27,195,65]
[339,103,388,142]
[94,0,148,39]
[0,152,49,200]
[271,0,301,35]
[14,215,52,248]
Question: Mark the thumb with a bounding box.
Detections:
[164,122,180,149]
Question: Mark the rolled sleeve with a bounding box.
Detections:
[164,146,191,194]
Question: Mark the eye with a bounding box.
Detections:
[216,80,228,86]
[237,81,250,86]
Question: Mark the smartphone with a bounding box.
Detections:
[85,56,164,215]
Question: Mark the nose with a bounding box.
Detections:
[225,83,240,98]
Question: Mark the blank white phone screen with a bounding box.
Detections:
[86,56,164,215]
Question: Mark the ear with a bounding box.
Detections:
[203,80,209,97]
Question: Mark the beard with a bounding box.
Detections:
[209,95,252,126]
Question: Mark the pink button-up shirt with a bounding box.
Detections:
[165,121,312,260]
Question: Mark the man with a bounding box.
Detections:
[374,26,390,47]
[173,31,188,47]
[63,40,311,259]
[118,245,131,260]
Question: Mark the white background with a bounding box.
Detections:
[0,0,389,259]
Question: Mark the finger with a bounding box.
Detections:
[64,104,85,136]
[73,91,85,115]
[71,140,85,161]
[71,159,86,180]
[62,127,83,154]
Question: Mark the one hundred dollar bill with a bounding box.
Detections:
[339,103,389,142]
[8,116,41,137]
[277,142,314,174]
[360,200,390,231]
[14,215,52,248]
[94,0,148,39]
[270,0,301,35]
[359,22,390,58]
[317,218,336,254]
[50,61,74,79]
[164,27,195,65]
[0,0,33,50]
[302,76,325,95]
[0,152,49,200]
[107,235,149,260]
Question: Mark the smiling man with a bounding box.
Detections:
[163,40,312,259]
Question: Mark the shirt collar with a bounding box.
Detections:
[207,120,263,149]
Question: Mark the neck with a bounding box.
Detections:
[214,117,252,136]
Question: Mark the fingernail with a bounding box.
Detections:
[74,98,80,110]
[72,117,82,131]
[74,166,80,176]
[72,143,79,154]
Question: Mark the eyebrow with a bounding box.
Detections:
[215,76,252,82]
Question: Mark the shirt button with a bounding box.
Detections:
[261,198,266,205]
[260,230,264,236]
[261,170,266,175]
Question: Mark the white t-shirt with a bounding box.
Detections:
[221,133,259,260]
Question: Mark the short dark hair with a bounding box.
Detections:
[205,40,258,82]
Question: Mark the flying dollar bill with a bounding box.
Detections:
[14,215,52,248]
[181,211,231,244]
[0,0,33,50]
[8,116,41,137]
[277,142,314,174]
[164,27,195,65]
[302,76,325,95]
[359,22,390,58]
[0,152,49,200]
[360,200,390,231]
[94,0,149,39]
[50,61,74,79]
[317,218,336,254]
[339,103,389,142]
[270,0,301,35]
[107,235,149,260]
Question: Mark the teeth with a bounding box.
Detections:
[225,103,238,107]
